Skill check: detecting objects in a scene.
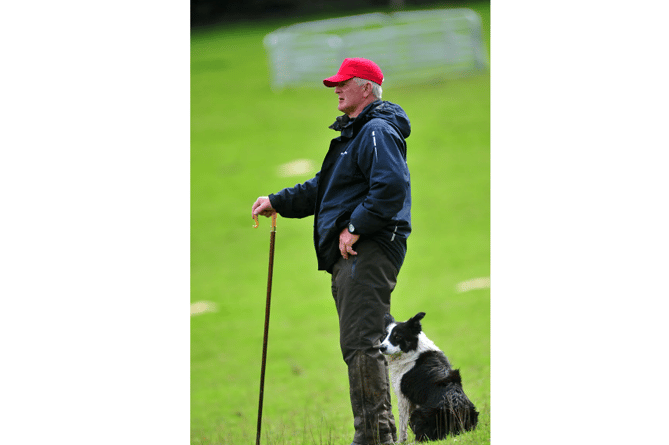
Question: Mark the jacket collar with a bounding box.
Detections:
[328,100,382,137]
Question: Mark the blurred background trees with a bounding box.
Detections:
[191,0,474,27]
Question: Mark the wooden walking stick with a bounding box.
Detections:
[253,213,277,445]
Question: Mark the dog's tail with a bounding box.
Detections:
[410,401,478,441]
[441,369,479,434]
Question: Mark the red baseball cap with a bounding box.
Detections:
[323,58,384,87]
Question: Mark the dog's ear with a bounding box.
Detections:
[408,312,426,334]
[384,313,395,328]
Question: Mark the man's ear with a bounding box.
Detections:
[363,81,372,98]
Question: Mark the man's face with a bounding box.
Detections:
[334,79,369,117]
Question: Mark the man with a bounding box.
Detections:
[252,57,411,445]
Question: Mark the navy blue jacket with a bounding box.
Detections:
[269,100,411,273]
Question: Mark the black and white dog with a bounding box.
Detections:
[380,312,478,442]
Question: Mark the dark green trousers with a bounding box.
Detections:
[331,239,398,364]
[331,239,398,444]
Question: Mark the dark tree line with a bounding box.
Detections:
[191,0,472,27]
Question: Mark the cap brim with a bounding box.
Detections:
[323,74,353,87]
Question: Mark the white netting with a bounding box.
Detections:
[263,9,488,89]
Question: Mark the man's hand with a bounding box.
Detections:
[252,196,276,218]
[339,227,360,259]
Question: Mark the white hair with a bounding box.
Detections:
[353,77,383,99]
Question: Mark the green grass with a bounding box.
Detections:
[191,2,490,443]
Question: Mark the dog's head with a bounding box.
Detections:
[379,312,426,356]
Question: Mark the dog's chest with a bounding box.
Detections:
[388,359,416,397]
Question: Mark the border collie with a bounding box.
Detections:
[380,312,478,442]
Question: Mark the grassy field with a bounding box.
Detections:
[191,2,490,443]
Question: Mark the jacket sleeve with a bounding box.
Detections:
[349,121,409,234]
[268,172,319,218]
